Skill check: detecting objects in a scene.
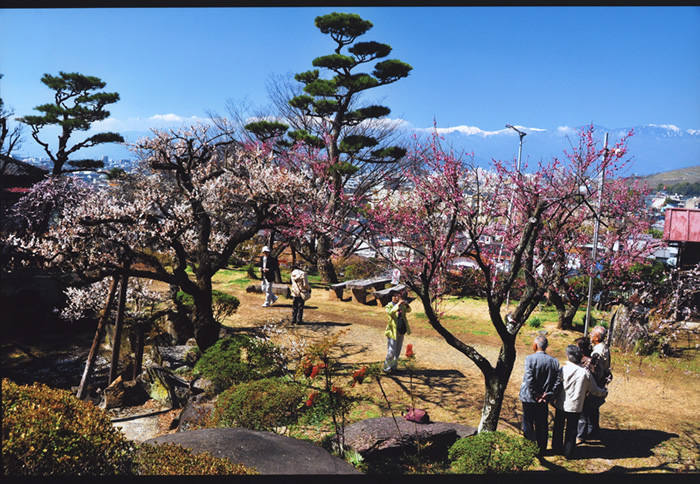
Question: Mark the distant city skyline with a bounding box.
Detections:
[2,6,699,173]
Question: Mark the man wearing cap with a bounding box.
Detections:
[260,246,280,307]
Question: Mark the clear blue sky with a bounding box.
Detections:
[2,6,699,158]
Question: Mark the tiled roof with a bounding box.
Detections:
[0,154,49,177]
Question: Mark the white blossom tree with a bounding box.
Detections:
[6,122,316,350]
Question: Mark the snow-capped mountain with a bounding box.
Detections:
[14,123,699,178]
[423,124,700,177]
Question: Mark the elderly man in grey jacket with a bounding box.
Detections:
[518,335,561,455]
[552,344,608,459]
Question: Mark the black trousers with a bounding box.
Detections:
[292,296,305,324]
[521,401,550,453]
[578,394,604,440]
[552,408,581,459]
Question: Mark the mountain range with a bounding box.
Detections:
[428,124,700,177]
[15,124,700,178]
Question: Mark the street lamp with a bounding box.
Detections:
[501,125,527,308]
[506,124,527,173]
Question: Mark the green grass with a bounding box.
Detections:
[212,268,253,288]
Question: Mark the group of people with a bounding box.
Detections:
[259,246,311,325]
[519,326,613,459]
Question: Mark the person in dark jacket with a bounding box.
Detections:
[518,334,562,455]
[260,246,280,307]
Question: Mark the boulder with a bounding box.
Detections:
[160,309,194,345]
[144,427,361,475]
[177,395,215,433]
[343,417,477,461]
[157,345,199,371]
[145,366,191,408]
[100,375,125,409]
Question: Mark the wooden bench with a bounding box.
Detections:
[373,284,407,307]
[346,277,392,305]
[245,283,291,298]
[329,280,353,300]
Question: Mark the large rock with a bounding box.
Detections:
[176,395,215,433]
[100,375,125,409]
[144,427,361,475]
[343,417,477,461]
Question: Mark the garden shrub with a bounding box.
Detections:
[448,431,538,474]
[131,443,257,475]
[210,377,306,432]
[175,290,240,324]
[2,378,132,476]
[635,332,672,356]
[193,335,286,391]
[528,316,542,328]
[298,387,335,427]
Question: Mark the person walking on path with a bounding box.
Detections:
[260,246,280,307]
[383,291,411,373]
[518,335,562,455]
[552,344,608,459]
[290,266,311,324]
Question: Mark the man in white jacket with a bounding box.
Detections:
[552,344,608,459]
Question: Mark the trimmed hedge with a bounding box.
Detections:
[193,334,285,391]
[2,378,132,476]
[448,431,539,474]
[210,377,306,432]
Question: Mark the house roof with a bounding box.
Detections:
[0,154,49,177]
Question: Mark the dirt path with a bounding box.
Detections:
[224,288,700,473]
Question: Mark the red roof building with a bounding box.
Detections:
[663,208,700,269]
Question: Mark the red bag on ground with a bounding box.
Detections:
[403,407,430,424]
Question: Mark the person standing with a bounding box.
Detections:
[260,246,280,307]
[290,266,311,324]
[518,335,562,455]
[579,325,613,441]
[383,291,411,373]
[552,345,608,459]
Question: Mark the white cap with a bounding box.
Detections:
[262,246,270,252]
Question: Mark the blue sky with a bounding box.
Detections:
[2,6,699,159]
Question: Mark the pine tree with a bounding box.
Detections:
[18,71,123,175]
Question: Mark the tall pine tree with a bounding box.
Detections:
[246,12,413,283]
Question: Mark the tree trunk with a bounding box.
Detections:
[191,285,219,351]
[317,233,338,284]
[478,367,512,433]
[76,276,119,400]
[108,273,128,385]
[549,289,578,330]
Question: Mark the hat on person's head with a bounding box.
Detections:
[262,246,270,253]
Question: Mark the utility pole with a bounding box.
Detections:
[584,132,608,338]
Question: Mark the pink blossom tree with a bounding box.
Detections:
[534,128,659,329]
[6,122,315,350]
[345,126,657,432]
